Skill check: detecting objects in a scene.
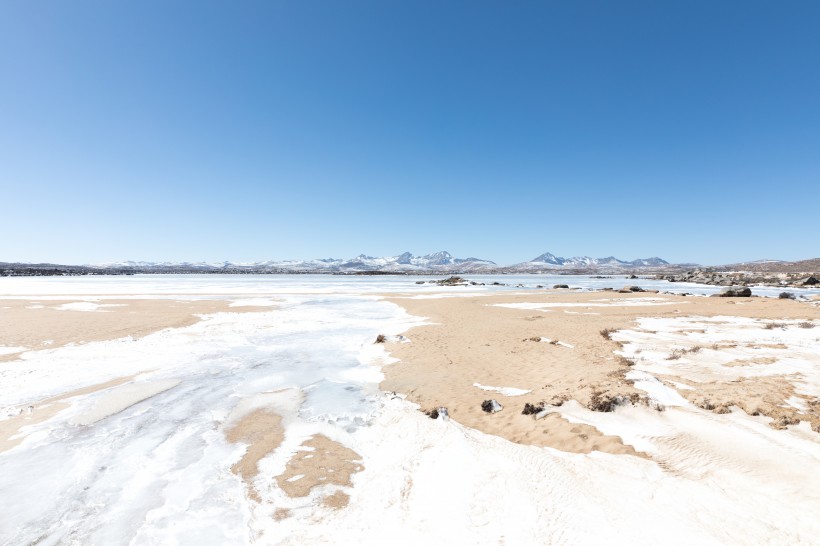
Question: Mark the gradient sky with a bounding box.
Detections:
[1,1,818,265]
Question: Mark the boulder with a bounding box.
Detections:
[711,286,752,297]
[553,284,569,289]
[800,276,819,286]
[435,276,467,286]
[618,285,645,293]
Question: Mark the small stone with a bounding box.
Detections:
[481,399,503,413]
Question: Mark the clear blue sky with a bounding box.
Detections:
[1,1,818,265]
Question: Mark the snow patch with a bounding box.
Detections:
[473,383,531,396]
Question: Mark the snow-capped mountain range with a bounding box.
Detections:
[92,252,497,273]
[521,252,669,269]
[86,251,676,274]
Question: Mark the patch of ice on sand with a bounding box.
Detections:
[53,302,126,312]
[538,338,574,348]
[68,379,182,426]
[473,383,531,396]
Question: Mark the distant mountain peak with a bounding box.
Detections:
[531,252,565,265]
[527,251,668,269]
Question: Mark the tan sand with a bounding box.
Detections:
[381,291,820,455]
[0,298,267,362]
[275,434,364,509]
[226,410,285,502]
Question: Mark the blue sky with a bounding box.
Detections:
[1,1,818,265]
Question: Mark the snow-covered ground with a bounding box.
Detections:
[1,277,819,544]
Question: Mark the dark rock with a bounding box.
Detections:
[481,399,503,413]
[426,407,449,420]
[710,286,752,297]
[435,276,468,286]
[522,402,544,415]
[618,285,645,293]
[553,284,569,289]
[800,276,819,286]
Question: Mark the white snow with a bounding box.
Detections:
[612,316,820,399]
[537,338,574,348]
[53,302,126,312]
[473,383,532,396]
[0,346,26,356]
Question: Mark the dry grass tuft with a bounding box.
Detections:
[600,328,616,341]
[764,322,787,330]
[667,346,702,360]
[617,355,636,366]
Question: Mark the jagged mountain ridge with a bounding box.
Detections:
[523,252,669,269]
[3,251,688,276]
[87,251,498,273]
[88,251,674,273]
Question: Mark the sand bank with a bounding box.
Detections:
[382,290,820,455]
[0,298,269,362]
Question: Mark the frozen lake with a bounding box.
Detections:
[2,272,819,299]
